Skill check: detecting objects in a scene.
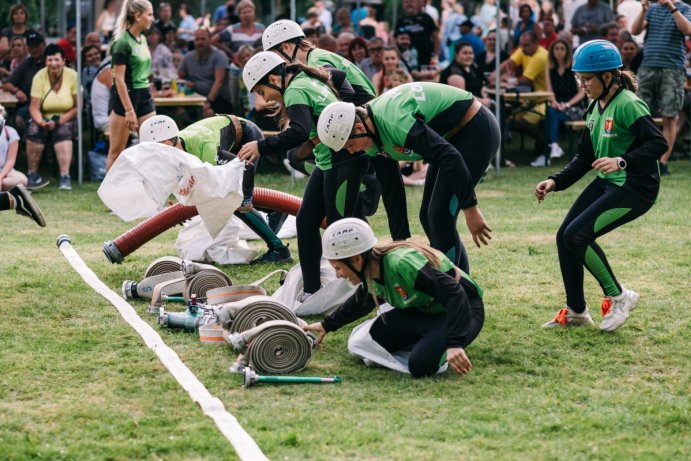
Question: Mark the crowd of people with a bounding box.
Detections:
[0,0,681,376]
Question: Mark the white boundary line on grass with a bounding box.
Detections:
[57,236,269,461]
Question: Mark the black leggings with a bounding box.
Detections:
[297,156,369,293]
[420,105,500,272]
[370,297,485,378]
[557,177,655,313]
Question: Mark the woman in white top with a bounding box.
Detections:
[96,0,119,41]
[0,106,27,190]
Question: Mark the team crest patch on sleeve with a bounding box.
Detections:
[604,118,614,133]
[393,146,413,155]
[394,285,409,300]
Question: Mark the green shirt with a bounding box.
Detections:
[284,72,339,170]
[585,89,651,186]
[111,31,152,89]
[178,116,237,165]
[366,82,474,161]
[373,247,482,314]
[307,48,376,102]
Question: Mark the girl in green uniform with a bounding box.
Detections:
[238,51,369,301]
[303,218,484,378]
[107,0,155,172]
[139,114,292,264]
[536,41,667,331]
[317,82,500,273]
[262,19,411,243]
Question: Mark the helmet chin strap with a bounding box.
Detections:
[352,112,374,141]
[277,39,301,63]
[264,64,288,94]
[596,71,617,101]
[343,251,371,286]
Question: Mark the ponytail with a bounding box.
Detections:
[285,62,338,97]
[617,70,638,93]
[113,0,152,39]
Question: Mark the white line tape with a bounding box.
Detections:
[56,235,269,461]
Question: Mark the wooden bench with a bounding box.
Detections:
[564,117,663,158]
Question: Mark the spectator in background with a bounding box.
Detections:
[531,38,586,167]
[539,17,558,50]
[371,46,412,95]
[348,36,369,65]
[395,0,439,68]
[358,36,386,80]
[456,19,485,58]
[358,5,380,40]
[3,31,45,133]
[148,27,175,79]
[562,0,588,38]
[0,4,31,61]
[213,0,239,25]
[496,30,548,91]
[394,30,418,73]
[107,0,156,172]
[179,28,232,117]
[177,3,198,45]
[56,24,78,68]
[81,44,103,104]
[479,0,498,30]
[154,2,177,37]
[600,21,621,48]
[441,1,466,58]
[513,4,543,48]
[91,57,112,133]
[441,41,492,107]
[0,36,28,81]
[571,0,614,46]
[616,0,644,45]
[301,7,326,37]
[336,32,355,58]
[317,33,338,53]
[475,29,509,75]
[84,32,103,50]
[333,7,355,36]
[96,0,119,42]
[26,44,78,190]
[0,106,27,191]
[619,36,641,73]
[315,1,333,34]
[214,0,265,64]
[228,44,254,117]
[632,0,691,175]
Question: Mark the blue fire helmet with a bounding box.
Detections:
[572,40,622,73]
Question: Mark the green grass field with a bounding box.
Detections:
[0,161,689,460]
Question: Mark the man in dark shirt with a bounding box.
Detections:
[2,31,45,131]
[394,0,439,67]
[154,2,177,37]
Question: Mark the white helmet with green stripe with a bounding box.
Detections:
[317,101,356,152]
[263,20,305,51]
[242,51,285,92]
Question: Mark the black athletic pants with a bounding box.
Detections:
[420,105,500,272]
[370,296,484,378]
[557,177,655,313]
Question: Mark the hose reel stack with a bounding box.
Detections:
[122,259,316,374]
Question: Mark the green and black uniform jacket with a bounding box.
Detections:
[322,248,483,349]
[549,88,667,202]
[110,31,151,89]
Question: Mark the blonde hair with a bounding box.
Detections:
[113,0,152,38]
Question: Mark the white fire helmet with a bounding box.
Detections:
[242,51,285,92]
[139,115,179,143]
[317,101,357,152]
[262,20,305,51]
[322,218,377,260]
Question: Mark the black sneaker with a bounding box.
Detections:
[660,163,670,176]
[9,184,46,227]
[27,172,50,190]
[251,245,293,264]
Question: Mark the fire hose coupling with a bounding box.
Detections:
[181,260,217,277]
[242,367,343,388]
[103,240,124,264]
[56,234,72,247]
[227,320,315,374]
[158,294,216,332]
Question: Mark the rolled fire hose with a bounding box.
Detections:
[122,271,184,300]
[213,295,296,331]
[228,320,316,374]
[206,285,266,305]
[183,269,232,302]
[181,260,218,277]
[103,188,324,264]
[145,256,183,277]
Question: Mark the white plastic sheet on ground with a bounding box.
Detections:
[98,142,244,238]
[175,216,256,264]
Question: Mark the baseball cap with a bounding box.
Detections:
[26,30,45,46]
[460,20,475,29]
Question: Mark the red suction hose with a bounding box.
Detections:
[103,188,324,264]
